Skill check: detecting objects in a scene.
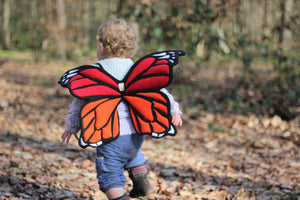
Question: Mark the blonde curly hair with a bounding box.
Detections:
[97,18,138,58]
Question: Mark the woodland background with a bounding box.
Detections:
[0,0,299,199]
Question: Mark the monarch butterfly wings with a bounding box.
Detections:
[59,65,122,148]
[58,65,121,100]
[80,97,121,148]
[123,50,185,138]
[124,92,176,138]
[58,50,185,148]
[124,50,185,93]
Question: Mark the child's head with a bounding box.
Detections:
[96,18,138,59]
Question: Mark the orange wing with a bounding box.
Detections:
[124,92,176,138]
[79,97,122,148]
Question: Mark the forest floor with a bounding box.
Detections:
[0,60,299,200]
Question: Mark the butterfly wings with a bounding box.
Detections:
[59,50,185,148]
[123,51,185,137]
[125,92,175,138]
[59,66,122,147]
[125,51,185,92]
[59,65,121,99]
[80,98,121,147]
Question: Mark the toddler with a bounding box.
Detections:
[61,18,182,200]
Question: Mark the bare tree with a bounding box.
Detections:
[56,0,67,60]
[82,0,91,50]
[3,0,11,49]
[283,0,294,51]
[117,0,129,17]
[279,0,286,44]
[262,0,268,33]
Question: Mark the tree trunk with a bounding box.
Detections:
[236,0,243,33]
[56,0,67,60]
[279,0,294,51]
[3,0,11,49]
[262,0,268,34]
[117,0,129,17]
[279,0,285,44]
[82,0,91,51]
[282,0,293,51]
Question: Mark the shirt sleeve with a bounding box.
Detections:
[160,88,182,116]
[65,98,86,133]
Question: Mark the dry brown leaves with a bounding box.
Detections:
[0,61,299,199]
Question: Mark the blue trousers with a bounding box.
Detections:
[95,134,145,192]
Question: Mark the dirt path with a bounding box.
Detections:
[0,61,299,199]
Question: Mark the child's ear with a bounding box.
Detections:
[98,42,104,53]
[97,42,104,60]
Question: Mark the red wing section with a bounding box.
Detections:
[79,97,122,148]
[124,92,177,138]
[124,51,185,93]
[59,65,120,99]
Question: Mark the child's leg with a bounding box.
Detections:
[124,135,153,197]
[106,188,129,200]
[124,135,146,169]
[96,137,129,199]
[96,152,127,193]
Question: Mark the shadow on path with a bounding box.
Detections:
[1,130,299,199]
[0,175,83,200]
[0,130,94,199]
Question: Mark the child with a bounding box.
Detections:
[61,18,183,200]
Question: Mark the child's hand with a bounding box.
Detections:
[61,130,79,144]
[172,114,182,127]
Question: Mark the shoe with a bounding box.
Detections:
[127,164,154,197]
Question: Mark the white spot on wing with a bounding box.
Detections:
[80,138,88,146]
[152,132,158,137]
[90,143,97,147]
[153,52,167,57]
[168,125,176,135]
[158,55,170,59]
[158,133,165,138]
[69,69,79,74]
[66,73,77,78]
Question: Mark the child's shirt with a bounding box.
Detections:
[65,57,182,135]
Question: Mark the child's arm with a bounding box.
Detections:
[160,88,183,127]
[62,98,85,143]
